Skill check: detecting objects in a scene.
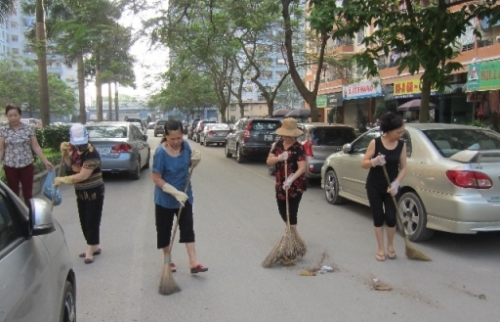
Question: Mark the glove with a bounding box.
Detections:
[283,173,295,190]
[54,176,74,186]
[60,142,70,156]
[370,154,386,167]
[277,151,289,161]
[162,182,188,207]
[191,150,201,168]
[388,180,400,196]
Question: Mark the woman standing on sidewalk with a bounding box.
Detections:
[361,113,406,261]
[55,124,105,264]
[0,104,53,207]
[152,120,206,274]
[266,118,307,237]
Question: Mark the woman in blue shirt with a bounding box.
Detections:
[152,120,206,274]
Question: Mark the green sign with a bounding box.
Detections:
[316,95,327,108]
[466,59,500,92]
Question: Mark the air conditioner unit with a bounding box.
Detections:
[496,35,500,44]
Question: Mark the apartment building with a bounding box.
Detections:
[306,2,500,128]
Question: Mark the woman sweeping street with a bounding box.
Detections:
[361,113,406,261]
[0,104,53,207]
[266,118,307,264]
[55,124,105,264]
[152,120,206,274]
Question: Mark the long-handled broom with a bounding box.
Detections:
[262,159,307,267]
[382,165,432,261]
[159,166,194,295]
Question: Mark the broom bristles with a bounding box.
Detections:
[404,237,432,261]
[262,235,286,268]
[158,256,181,295]
[262,226,308,268]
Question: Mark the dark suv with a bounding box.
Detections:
[225,117,281,163]
[301,123,357,178]
[153,119,167,137]
[187,118,200,140]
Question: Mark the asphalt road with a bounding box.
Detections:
[51,130,500,322]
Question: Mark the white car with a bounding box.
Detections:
[0,181,76,321]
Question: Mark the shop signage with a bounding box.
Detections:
[466,60,500,92]
[316,95,327,108]
[466,93,485,102]
[393,79,438,98]
[342,80,382,100]
[326,92,343,108]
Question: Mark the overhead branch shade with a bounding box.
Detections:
[397,99,436,112]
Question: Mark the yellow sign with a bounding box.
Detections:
[393,79,438,97]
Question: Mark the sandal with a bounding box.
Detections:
[387,250,397,260]
[170,262,177,273]
[190,264,208,274]
[375,253,386,261]
[84,258,94,264]
[79,249,101,258]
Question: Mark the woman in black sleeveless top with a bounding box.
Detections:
[361,113,407,261]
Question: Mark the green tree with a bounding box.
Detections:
[321,0,500,122]
[0,0,15,21]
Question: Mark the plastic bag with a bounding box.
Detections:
[42,169,62,206]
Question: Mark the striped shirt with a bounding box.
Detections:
[69,145,104,190]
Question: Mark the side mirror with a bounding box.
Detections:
[142,134,148,141]
[30,198,56,236]
[342,143,352,154]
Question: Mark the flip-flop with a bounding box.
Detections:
[190,264,208,274]
[387,250,397,260]
[170,262,177,273]
[375,253,386,261]
[79,249,101,258]
[84,258,94,264]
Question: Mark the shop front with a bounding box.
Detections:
[466,59,500,123]
[342,80,383,130]
[326,92,344,123]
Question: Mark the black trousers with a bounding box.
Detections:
[366,188,397,228]
[276,193,302,225]
[76,186,105,245]
[155,202,195,249]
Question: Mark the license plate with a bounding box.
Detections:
[264,135,273,141]
[97,147,109,155]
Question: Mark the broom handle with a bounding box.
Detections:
[285,158,291,230]
[381,165,407,238]
[168,166,194,254]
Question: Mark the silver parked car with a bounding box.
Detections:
[0,183,76,322]
[199,123,231,147]
[321,123,500,241]
[86,122,151,180]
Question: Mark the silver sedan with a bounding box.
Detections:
[321,123,500,241]
[86,122,151,180]
[199,123,231,147]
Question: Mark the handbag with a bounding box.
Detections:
[42,169,62,206]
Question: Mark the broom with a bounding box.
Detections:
[382,165,432,261]
[158,166,194,295]
[262,159,307,267]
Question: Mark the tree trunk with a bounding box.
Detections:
[108,83,112,121]
[114,81,119,121]
[96,54,103,121]
[239,102,244,118]
[419,78,431,123]
[77,53,86,124]
[36,0,50,126]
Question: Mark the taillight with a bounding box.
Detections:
[445,170,492,189]
[303,139,314,157]
[243,121,252,142]
[111,143,132,155]
[208,131,215,135]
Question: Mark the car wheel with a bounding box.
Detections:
[204,138,208,147]
[324,169,344,204]
[144,150,150,169]
[154,132,157,137]
[199,136,203,145]
[225,143,232,158]
[236,145,245,163]
[398,192,434,242]
[130,158,141,180]
[59,281,76,322]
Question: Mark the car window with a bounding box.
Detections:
[210,124,230,130]
[310,128,357,146]
[0,191,22,252]
[423,128,500,158]
[352,130,381,154]
[130,126,141,140]
[87,126,128,138]
[157,121,166,127]
[251,121,280,131]
[402,131,412,157]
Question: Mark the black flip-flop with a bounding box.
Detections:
[79,249,101,258]
[84,258,94,264]
[190,264,208,274]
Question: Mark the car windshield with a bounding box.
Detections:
[251,121,280,130]
[208,124,230,130]
[310,128,357,146]
[87,126,127,138]
[423,128,500,158]
[130,122,142,128]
